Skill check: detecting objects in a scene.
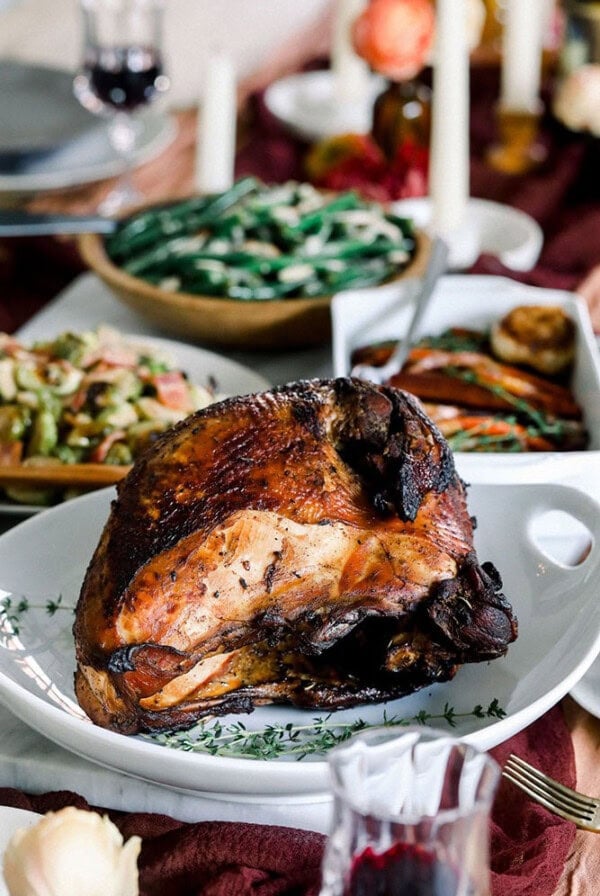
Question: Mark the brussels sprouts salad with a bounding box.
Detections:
[0,326,222,505]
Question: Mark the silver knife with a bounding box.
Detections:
[0,210,118,237]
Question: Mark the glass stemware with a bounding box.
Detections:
[319,727,500,896]
[73,0,170,216]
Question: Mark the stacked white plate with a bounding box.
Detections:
[0,61,176,195]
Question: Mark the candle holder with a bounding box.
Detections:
[486,103,548,175]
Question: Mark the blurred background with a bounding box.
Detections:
[0,0,331,109]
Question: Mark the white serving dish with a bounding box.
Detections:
[571,654,600,720]
[0,62,176,196]
[0,481,600,800]
[391,197,544,272]
[263,69,385,143]
[332,275,600,500]
[0,333,270,517]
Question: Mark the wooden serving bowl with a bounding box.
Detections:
[79,228,431,350]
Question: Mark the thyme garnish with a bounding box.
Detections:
[416,330,488,354]
[447,418,524,453]
[0,598,507,762]
[0,594,69,635]
[145,699,506,761]
[447,367,555,431]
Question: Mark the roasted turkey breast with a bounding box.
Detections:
[74,378,517,734]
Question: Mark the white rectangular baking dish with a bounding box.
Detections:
[331,275,600,499]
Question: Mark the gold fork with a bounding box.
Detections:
[503,754,600,832]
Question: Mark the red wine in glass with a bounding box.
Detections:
[345,842,470,896]
[73,0,169,215]
[320,729,498,896]
[80,44,167,113]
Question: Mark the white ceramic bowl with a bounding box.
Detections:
[1,482,600,799]
[263,69,385,143]
[390,197,544,272]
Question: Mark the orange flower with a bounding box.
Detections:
[352,0,435,81]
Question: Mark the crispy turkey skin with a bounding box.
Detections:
[74,378,517,734]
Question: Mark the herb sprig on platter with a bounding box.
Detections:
[0,597,506,762]
[0,593,69,636]
[145,699,506,761]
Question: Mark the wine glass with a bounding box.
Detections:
[73,0,170,216]
[319,727,500,896]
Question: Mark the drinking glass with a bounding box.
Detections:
[73,0,170,215]
[319,727,499,896]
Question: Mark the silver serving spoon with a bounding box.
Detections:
[351,236,449,385]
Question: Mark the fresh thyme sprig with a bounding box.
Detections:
[145,699,506,761]
[447,418,524,453]
[447,367,566,438]
[0,594,70,635]
[0,594,507,762]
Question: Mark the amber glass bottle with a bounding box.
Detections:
[371,78,432,160]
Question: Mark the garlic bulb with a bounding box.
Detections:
[2,807,141,896]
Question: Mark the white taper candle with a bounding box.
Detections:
[331,0,370,101]
[501,0,546,111]
[429,0,470,238]
[195,50,237,195]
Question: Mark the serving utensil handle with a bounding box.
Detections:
[0,211,117,237]
[385,235,449,371]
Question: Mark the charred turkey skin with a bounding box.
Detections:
[74,378,517,734]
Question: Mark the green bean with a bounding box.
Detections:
[385,214,415,237]
[290,192,361,233]
[227,282,297,300]
[106,201,206,259]
[168,239,403,275]
[311,265,394,294]
[123,241,185,276]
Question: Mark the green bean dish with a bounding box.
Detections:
[104,178,416,301]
